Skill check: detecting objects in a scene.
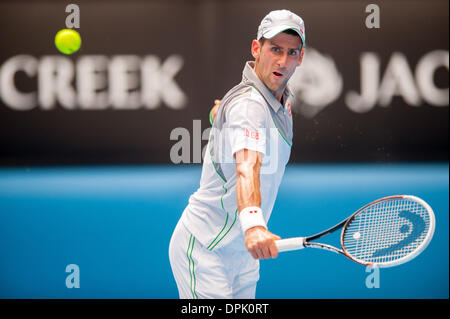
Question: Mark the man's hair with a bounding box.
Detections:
[259,29,302,48]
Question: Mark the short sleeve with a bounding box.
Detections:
[226,97,267,157]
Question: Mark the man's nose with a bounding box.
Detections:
[277,52,288,68]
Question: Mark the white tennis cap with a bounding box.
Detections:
[257,9,306,47]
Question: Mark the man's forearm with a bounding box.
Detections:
[235,151,261,212]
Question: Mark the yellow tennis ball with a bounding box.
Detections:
[54,29,81,55]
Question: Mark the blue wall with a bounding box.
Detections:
[0,164,448,299]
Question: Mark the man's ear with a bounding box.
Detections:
[297,47,305,67]
[251,39,262,60]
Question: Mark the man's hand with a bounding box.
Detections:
[210,99,221,124]
[245,226,281,259]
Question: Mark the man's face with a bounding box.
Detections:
[251,32,304,100]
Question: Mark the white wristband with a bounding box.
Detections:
[239,206,267,234]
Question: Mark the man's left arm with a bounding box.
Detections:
[209,99,221,125]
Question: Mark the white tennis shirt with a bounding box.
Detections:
[180,61,294,252]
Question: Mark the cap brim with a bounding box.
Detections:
[263,25,305,46]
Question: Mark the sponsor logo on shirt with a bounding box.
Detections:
[244,128,260,140]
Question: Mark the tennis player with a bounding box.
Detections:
[169,9,305,299]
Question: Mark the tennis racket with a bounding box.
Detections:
[275,195,435,268]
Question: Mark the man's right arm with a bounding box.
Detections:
[235,148,280,259]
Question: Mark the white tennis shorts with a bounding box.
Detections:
[169,220,260,299]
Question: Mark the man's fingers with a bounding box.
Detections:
[263,238,279,259]
[259,242,271,259]
[255,239,277,259]
[269,240,279,258]
[250,248,263,260]
[248,244,267,260]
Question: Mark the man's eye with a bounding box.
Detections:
[288,50,299,56]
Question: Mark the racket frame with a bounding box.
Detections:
[339,195,435,268]
[278,195,436,268]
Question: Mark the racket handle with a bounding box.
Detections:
[276,237,305,252]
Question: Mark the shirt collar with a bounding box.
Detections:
[242,61,293,113]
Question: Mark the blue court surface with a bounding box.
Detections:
[0,163,448,299]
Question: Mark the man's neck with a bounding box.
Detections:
[273,90,284,103]
[250,61,285,103]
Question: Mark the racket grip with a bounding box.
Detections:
[276,237,305,252]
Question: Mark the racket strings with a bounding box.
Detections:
[342,198,431,264]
